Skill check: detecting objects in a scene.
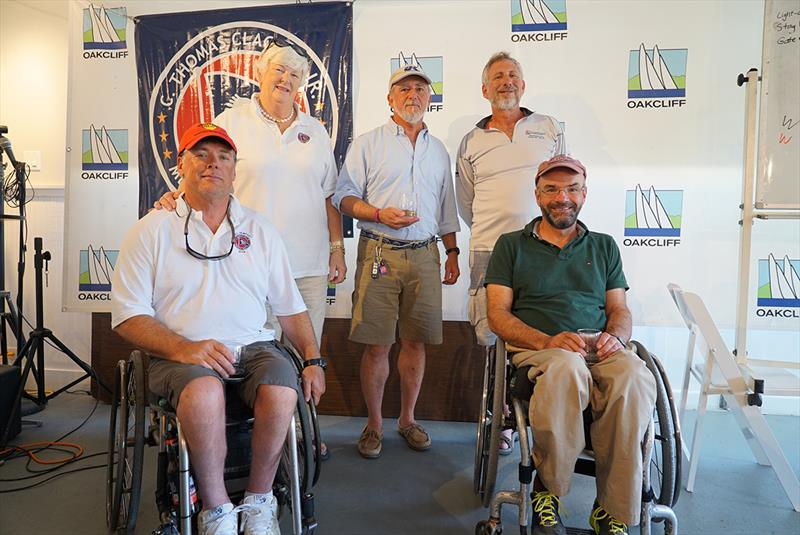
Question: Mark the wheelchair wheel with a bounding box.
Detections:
[475,341,506,507]
[279,399,316,495]
[281,345,319,493]
[106,352,146,534]
[473,345,494,495]
[633,342,680,508]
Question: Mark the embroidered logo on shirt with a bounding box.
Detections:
[233,232,252,251]
[525,130,546,140]
[298,132,310,143]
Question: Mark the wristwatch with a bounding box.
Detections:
[445,247,460,256]
[303,357,328,371]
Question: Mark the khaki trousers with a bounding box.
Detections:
[511,348,656,525]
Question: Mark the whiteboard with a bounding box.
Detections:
[756,0,800,209]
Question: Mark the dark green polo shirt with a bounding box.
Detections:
[484,218,628,336]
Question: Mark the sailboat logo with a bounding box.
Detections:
[79,246,118,292]
[628,44,687,99]
[757,255,800,307]
[390,52,443,103]
[624,185,682,237]
[511,0,567,32]
[82,4,126,50]
[82,125,128,171]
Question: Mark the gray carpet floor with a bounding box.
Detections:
[1,391,799,535]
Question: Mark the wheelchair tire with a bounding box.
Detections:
[482,341,506,507]
[106,353,146,534]
[633,342,679,509]
[650,349,682,506]
[473,345,494,495]
[105,359,123,530]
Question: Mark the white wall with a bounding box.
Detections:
[1,0,92,391]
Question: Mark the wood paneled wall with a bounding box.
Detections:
[91,314,484,422]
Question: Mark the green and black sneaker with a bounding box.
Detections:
[530,491,566,535]
[589,502,629,535]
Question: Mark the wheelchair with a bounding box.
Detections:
[105,345,322,535]
[474,339,682,535]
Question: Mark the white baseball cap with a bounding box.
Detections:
[388,64,432,91]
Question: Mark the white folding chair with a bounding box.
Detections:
[667,283,800,511]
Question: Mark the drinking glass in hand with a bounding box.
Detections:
[228,344,246,381]
[577,329,601,366]
[400,192,418,217]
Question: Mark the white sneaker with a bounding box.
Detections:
[240,493,280,535]
[198,503,238,535]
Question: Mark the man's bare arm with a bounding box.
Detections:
[486,284,585,354]
[277,311,326,405]
[596,288,632,358]
[114,315,235,377]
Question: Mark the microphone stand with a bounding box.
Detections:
[0,127,28,368]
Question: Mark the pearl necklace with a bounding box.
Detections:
[256,99,295,124]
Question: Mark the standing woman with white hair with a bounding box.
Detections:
[157,41,345,460]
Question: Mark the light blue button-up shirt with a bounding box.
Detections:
[333,119,461,241]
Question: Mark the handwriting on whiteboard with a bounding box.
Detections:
[775,9,800,44]
[779,115,796,144]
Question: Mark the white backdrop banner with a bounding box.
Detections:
[64,0,798,336]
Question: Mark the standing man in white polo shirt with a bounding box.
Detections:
[333,65,461,459]
[112,123,325,535]
[456,51,567,456]
[456,51,567,349]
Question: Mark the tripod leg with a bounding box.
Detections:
[43,332,111,399]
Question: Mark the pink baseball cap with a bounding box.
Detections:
[535,154,587,183]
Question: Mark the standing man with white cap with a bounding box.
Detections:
[333,65,461,459]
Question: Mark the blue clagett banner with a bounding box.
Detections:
[134,2,353,217]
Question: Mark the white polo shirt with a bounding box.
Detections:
[214,95,338,278]
[456,109,566,252]
[111,196,307,346]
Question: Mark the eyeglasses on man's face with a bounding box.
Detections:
[537,184,586,197]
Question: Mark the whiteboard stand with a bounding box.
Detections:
[735,65,800,375]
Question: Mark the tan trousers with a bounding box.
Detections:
[511,348,656,525]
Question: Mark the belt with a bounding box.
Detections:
[360,229,437,250]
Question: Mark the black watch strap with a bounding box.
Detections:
[445,247,460,255]
[303,357,328,370]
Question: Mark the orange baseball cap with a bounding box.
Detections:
[177,123,237,154]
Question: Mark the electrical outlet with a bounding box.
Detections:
[23,150,41,171]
